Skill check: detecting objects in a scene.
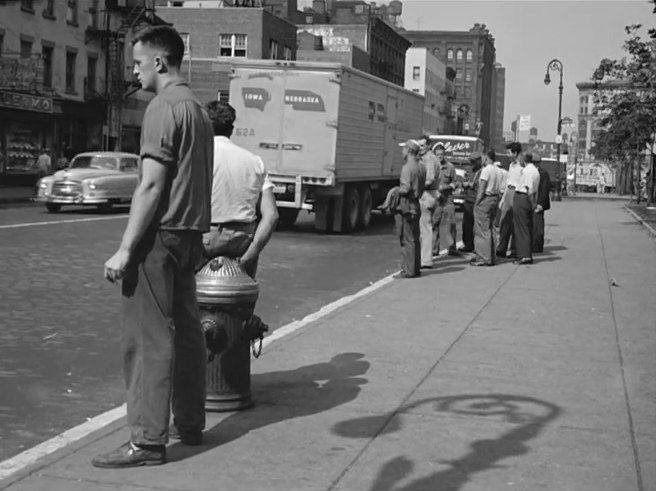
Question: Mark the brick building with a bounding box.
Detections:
[403,24,499,148]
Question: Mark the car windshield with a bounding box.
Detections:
[70,156,118,171]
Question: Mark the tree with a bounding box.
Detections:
[590,6,656,202]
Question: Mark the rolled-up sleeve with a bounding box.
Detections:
[140,98,177,166]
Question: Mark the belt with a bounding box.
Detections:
[515,191,528,195]
[211,221,255,228]
[485,193,499,197]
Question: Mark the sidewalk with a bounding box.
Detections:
[1,200,654,491]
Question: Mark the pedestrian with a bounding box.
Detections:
[497,142,523,258]
[512,152,540,265]
[493,160,509,229]
[93,25,214,468]
[432,143,460,257]
[36,147,51,176]
[459,152,483,253]
[532,155,551,253]
[417,134,440,269]
[471,150,504,266]
[395,139,425,278]
[201,100,279,278]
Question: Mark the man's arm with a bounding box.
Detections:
[104,158,167,282]
[239,188,278,268]
[398,164,411,196]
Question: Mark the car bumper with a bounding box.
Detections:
[34,195,110,205]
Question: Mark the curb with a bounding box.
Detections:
[624,205,656,237]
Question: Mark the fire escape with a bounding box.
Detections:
[86,0,157,150]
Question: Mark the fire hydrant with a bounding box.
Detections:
[195,256,268,412]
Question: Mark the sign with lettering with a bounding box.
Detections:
[284,90,325,112]
[0,57,43,92]
[431,136,483,162]
[0,90,53,113]
[241,87,271,111]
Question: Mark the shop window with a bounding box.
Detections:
[5,123,45,178]
[66,51,77,93]
[67,0,78,25]
[447,49,453,60]
[219,34,247,57]
[20,39,32,59]
[43,0,55,18]
[412,66,420,81]
[283,46,293,60]
[269,39,279,60]
[42,45,54,87]
[456,49,463,61]
[466,49,472,62]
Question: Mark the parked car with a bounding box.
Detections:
[34,152,139,213]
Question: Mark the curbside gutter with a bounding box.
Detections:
[624,205,656,237]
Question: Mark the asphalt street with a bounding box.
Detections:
[0,204,464,462]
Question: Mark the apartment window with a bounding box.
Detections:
[269,39,279,60]
[354,4,364,14]
[465,69,472,82]
[447,49,453,60]
[412,66,420,81]
[466,49,472,62]
[21,0,34,12]
[219,34,247,57]
[43,0,55,18]
[456,49,463,61]
[66,50,77,93]
[87,56,97,94]
[306,15,313,23]
[283,46,293,61]
[67,0,78,25]
[455,68,462,80]
[42,45,54,87]
[20,39,32,59]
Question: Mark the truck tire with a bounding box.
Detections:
[357,185,373,230]
[277,208,299,229]
[342,185,360,233]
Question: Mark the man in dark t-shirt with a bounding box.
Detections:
[94,26,213,469]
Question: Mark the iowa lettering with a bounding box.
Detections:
[443,142,470,153]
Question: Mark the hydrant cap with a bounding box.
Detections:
[195,257,259,306]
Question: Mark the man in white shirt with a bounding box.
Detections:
[36,148,51,176]
[512,152,540,265]
[202,101,279,278]
[497,142,523,258]
[471,150,504,266]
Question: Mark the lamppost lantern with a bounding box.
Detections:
[544,58,565,201]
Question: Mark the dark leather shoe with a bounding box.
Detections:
[92,442,166,468]
[513,258,533,265]
[470,260,492,266]
[458,247,474,253]
[447,249,462,257]
[495,251,506,258]
[169,424,203,446]
[420,264,433,269]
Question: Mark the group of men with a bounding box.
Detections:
[395,139,551,277]
[94,25,278,468]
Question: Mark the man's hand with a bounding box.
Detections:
[534,204,544,213]
[104,249,131,283]
[239,251,258,271]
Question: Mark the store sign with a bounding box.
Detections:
[0,56,43,91]
[0,90,53,113]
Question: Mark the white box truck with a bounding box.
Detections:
[228,60,424,232]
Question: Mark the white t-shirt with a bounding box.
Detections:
[519,163,540,196]
[211,136,273,224]
[507,160,523,188]
[480,164,504,195]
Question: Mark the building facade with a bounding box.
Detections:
[403,24,497,147]
[404,47,454,135]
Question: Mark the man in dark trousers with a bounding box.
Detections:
[459,152,483,253]
[513,152,540,265]
[532,155,551,253]
[497,142,524,258]
[395,139,426,278]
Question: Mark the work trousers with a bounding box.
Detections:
[512,193,534,261]
[201,221,258,278]
[533,211,546,253]
[397,212,421,277]
[419,191,437,266]
[121,229,207,445]
[474,196,498,264]
[461,201,475,251]
[432,196,457,255]
[497,206,515,255]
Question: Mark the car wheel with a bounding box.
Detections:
[46,203,61,213]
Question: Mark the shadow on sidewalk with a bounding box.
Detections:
[167,352,370,462]
[333,393,562,491]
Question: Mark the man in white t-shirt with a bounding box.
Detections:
[202,101,279,277]
[512,152,540,265]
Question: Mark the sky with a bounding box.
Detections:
[397,0,654,139]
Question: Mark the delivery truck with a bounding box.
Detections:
[228,60,425,232]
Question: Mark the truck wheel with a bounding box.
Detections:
[46,203,61,213]
[342,186,360,232]
[277,208,299,229]
[357,185,373,230]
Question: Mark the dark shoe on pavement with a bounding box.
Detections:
[470,260,492,266]
[513,258,533,265]
[92,442,166,469]
[507,252,517,259]
[169,424,203,446]
[420,264,433,269]
[458,247,474,253]
[447,249,462,257]
[495,251,506,258]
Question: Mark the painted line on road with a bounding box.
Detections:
[0,270,399,483]
[0,215,127,230]
[624,205,656,238]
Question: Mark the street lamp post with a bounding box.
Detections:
[544,59,564,201]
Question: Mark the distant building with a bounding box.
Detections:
[404,47,454,134]
[490,62,505,151]
[403,24,497,147]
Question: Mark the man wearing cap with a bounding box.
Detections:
[472,150,504,266]
[497,142,524,258]
[395,139,426,278]
[532,155,551,253]
[417,135,440,268]
[459,151,483,253]
[512,151,540,265]
[432,144,460,257]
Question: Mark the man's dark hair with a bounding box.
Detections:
[505,142,522,155]
[486,149,496,161]
[132,26,184,68]
[206,100,236,137]
[419,133,431,143]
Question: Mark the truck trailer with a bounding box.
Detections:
[228,60,425,232]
